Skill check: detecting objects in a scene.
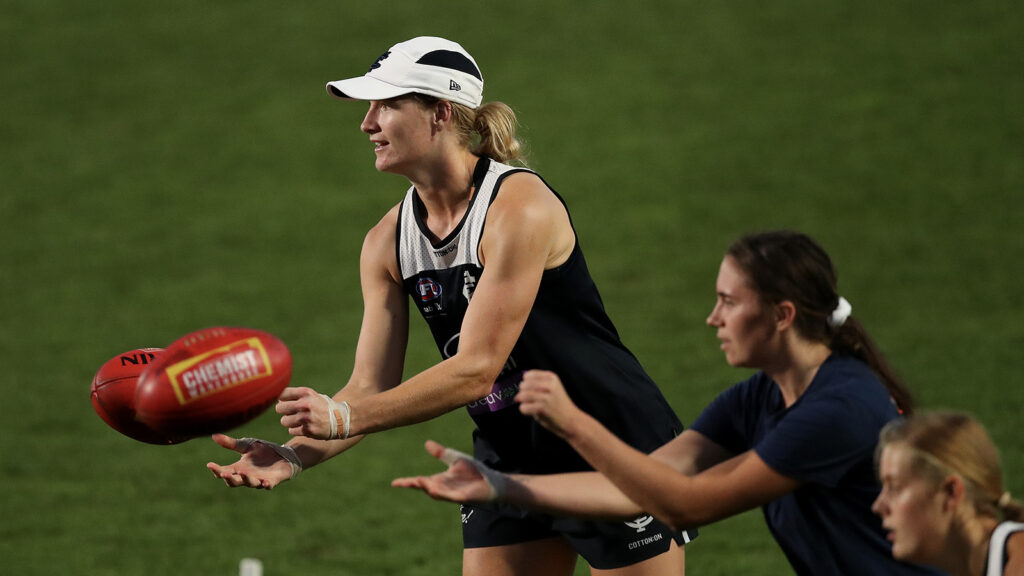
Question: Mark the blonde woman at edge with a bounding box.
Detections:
[873,411,1024,575]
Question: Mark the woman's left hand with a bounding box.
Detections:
[516,370,585,439]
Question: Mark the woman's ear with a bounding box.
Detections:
[940,474,967,513]
[775,300,796,331]
[434,100,453,124]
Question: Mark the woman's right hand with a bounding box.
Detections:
[206,434,295,490]
[277,387,339,440]
[516,370,586,440]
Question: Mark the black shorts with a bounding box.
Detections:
[460,503,697,570]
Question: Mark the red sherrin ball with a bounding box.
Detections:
[91,347,190,445]
[134,327,292,437]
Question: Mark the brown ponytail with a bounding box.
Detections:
[831,318,915,414]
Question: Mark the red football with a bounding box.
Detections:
[134,327,292,437]
[91,348,190,445]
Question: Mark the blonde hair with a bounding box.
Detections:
[412,95,527,165]
[456,100,524,163]
[878,411,1023,522]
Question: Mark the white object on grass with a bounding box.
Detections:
[239,558,263,576]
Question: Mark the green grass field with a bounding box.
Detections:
[2,1,1021,574]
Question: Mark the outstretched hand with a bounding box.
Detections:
[392,440,506,504]
[206,434,294,490]
[516,370,586,439]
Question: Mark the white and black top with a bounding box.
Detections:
[396,156,682,474]
[987,521,1024,575]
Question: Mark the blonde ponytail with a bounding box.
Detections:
[470,102,525,165]
[411,95,528,166]
[443,100,525,165]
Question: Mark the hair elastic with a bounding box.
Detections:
[998,491,1013,508]
[828,296,852,328]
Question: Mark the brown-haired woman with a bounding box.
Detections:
[395,230,942,576]
[873,411,1024,575]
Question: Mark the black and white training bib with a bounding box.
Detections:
[396,156,682,473]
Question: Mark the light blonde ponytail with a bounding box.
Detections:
[412,95,528,166]
[469,102,525,165]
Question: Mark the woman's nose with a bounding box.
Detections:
[361,104,379,134]
[706,304,721,326]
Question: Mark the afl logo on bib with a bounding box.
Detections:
[417,277,442,302]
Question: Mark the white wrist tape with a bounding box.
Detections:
[236,437,303,479]
[439,447,507,502]
[320,394,351,440]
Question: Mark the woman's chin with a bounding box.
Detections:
[889,540,916,563]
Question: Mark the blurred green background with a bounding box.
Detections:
[2,1,1021,574]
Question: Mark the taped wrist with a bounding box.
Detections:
[438,447,508,502]
[236,437,303,479]
[320,394,351,440]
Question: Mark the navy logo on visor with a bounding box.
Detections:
[368,51,390,72]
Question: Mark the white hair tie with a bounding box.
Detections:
[998,491,1013,508]
[828,296,852,328]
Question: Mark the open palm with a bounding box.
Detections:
[392,440,500,503]
[206,434,293,489]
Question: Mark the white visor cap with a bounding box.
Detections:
[326,36,483,109]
